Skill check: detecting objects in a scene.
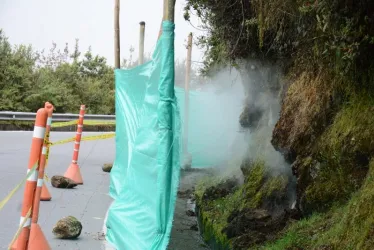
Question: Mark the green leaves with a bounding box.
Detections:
[0,31,115,114]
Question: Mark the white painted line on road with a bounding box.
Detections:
[102,200,117,250]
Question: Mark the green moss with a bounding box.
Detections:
[260,159,374,250]
[240,160,288,209]
[195,176,223,203]
[317,92,374,161]
[197,206,232,249]
[196,159,289,249]
[303,93,374,211]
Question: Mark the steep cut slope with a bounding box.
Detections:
[185,0,374,249]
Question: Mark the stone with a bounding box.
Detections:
[186,209,196,217]
[102,163,113,172]
[202,178,238,201]
[52,216,82,239]
[51,175,77,189]
[190,224,198,231]
[177,189,192,199]
[181,153,192,170]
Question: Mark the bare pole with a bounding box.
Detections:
[163,0,175,22]
[114,0,120,69]
[138,21,145,65]
[183,33,193,155]
[158,0,175,40]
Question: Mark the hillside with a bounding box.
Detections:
[184,0,374,249]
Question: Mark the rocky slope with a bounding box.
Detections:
[186,0,374,249]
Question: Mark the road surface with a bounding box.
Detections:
[0,131,209,250]
[0,131,114,250]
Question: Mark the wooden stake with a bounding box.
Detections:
[114,0,120,69]
[163,0,175,22]
[183,33,193,155]
[138,21,145,65]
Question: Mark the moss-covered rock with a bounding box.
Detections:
[289,92,374,214]
[102,163,113,172]
[260,159,374,250]
[272,71,339,163]
[196,159,297,249]
[52,216,82,239]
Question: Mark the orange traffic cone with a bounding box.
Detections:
[9,236,20,250]
[64,163,83,185]
[40,183,52,201]
[28,223,51,250]
[63,105,85,185]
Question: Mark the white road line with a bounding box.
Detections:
[102,200,117,250]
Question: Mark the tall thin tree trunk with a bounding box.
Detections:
[114,0,120,69]
[163,0,176,22]
[183,33,193,155]
[138,22,145,65]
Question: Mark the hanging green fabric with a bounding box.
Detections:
[106,17,244,249]
[106,20,181,250]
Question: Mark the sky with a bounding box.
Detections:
[0,0,205,68]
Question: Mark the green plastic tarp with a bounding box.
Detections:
[106,20,181,250]
[174,84,243,168]
[106,20,244,250]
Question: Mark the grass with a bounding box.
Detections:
[195,159,289,249]
[300,92,374,212]
[259,159,374,250]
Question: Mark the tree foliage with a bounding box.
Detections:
[184,0,374,78]
[0,30,200,114]
[0,30,115,114]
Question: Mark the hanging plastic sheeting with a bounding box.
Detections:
[106,21,181,250]
[174,80,244,168]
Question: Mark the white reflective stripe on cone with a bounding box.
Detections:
[27,169,38,182]
[19,217,31,227]
[47,117,52,126]
[37,178,43,187]
[33,126,46,139]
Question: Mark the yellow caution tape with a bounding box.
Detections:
[51,120,115,128]
[84,120,116,126]
[50,136,76,146]
[8,206,32,250]
[49,133,115,147]
[44,173,50,182]
[0,162,38,211]
[51,120,78,128]
[80,133,115,141]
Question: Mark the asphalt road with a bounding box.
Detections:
[0,131,209,250]
[0,131,114,250]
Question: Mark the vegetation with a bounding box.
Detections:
[260,159,374,250]
[185,0,374,249]
[0,30,115,114]
[184,0,374,78]
[0,30,197,114]
[301,92,374,213]
[196,159,291,249]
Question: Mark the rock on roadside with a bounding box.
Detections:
[53,216,83,239]
[102,163,113,173]
[51,175,77,188]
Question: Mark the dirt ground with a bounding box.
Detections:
[167,169,213,250]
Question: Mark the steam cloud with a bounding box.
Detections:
[175,59,296,204]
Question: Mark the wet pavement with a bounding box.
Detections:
[167,170,212,250]
[0,131,114,250]
[0,131,211,250]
